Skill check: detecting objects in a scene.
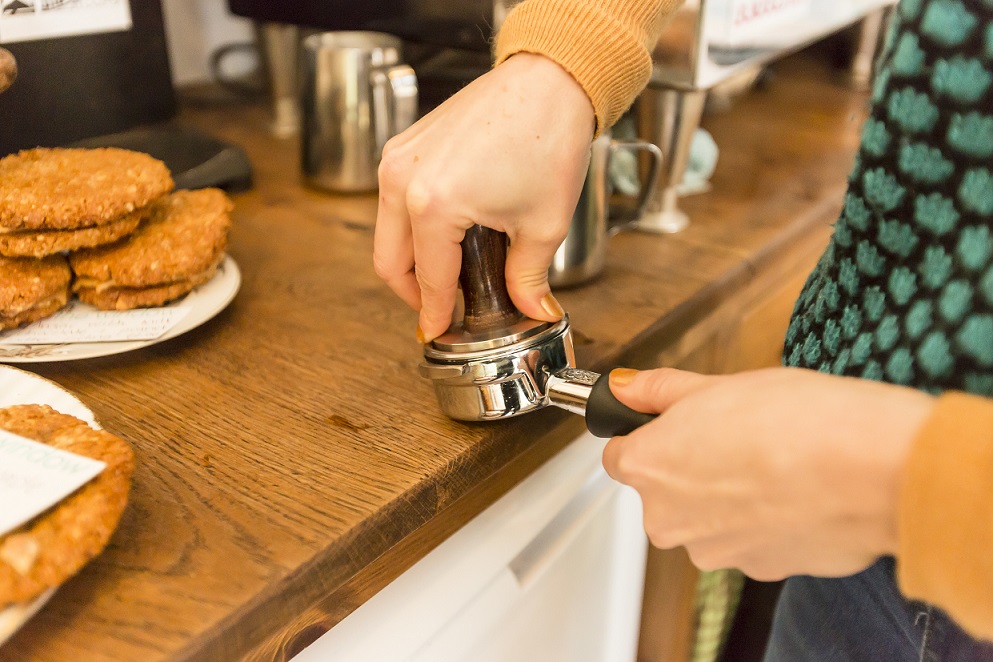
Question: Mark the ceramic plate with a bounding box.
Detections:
[0,255,241,363]
[0,366,97,646]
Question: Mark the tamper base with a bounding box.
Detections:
[420,318,575,421]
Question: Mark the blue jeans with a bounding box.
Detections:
[764,558,993,662]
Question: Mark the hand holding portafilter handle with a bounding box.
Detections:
[457,225,657,437]
[0,48,16,94]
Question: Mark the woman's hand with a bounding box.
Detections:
[602,367,935,580]
[374,53,595,342]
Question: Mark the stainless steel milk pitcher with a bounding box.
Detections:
[549,133,663,287]
[301,32,418,192]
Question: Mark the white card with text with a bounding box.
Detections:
[0,304,191,345]
[0,429,106,536]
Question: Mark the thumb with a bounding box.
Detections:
[608,367,720,415]
[503,233,565,323]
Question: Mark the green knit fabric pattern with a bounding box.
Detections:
[784,0,993,397]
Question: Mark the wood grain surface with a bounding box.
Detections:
[0,53,866,661]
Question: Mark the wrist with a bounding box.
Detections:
[500,52,596,137]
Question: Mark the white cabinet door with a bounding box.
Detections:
[296,433,648,662]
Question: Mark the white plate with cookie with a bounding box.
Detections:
[0,366,97,646]
[0,254,240,363]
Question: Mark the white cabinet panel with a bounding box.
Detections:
[297,433,648,662]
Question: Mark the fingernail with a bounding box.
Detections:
[609,368,639,387]
[416,325,427,344]
[541,293,564,320]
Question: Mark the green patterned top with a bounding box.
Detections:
[784,0,993,397]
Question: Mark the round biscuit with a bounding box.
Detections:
[0,255,70,329]
[75,261,219,311]
[69,188,231,288]
[0,209,144,258]
[0,148,174,230]
[0,405,133,606]
[0,292,68,331]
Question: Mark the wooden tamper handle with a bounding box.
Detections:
[458,225,524,334]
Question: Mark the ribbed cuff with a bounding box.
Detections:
[494,0,655,135]
[897,391,993,639]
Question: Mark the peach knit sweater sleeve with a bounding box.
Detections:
[494,0,682,132]
[898,392,993,640]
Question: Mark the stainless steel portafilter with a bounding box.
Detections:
[419,225,656,438]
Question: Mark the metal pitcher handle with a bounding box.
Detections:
[606,139,663,234]
[372,64,418,156]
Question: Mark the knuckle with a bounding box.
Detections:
[604,444,642,485]
[643,368,686,402]
[603,438,640,482]
[406,180,449,218]
[406,185,431,218]
[515,222,567,248]
[415,269,456,297]
[381,134,401,157]
[689,544,747,573]
[688,552,721,572]
[511,269,549,291]
[642,505,675,548]
[743,564,774,582]
[378,144,405,188]
[601,442,621,478]
[614,452,643,484]
[372,251,399,281]
[644,520,676,550]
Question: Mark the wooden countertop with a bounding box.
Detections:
[2,54,865,661]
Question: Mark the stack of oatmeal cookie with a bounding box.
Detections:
[0,147,233,326]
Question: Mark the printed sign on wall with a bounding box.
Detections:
[0,0,132,45]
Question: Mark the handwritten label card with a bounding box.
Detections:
[0,430,106,536]
[0,304,191,345]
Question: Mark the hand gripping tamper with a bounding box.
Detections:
[419,225,656,438]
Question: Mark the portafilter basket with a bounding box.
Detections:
[419,225,656,438]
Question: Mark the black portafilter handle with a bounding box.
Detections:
[459,226,656,437]
[545,367,657,438]
[587,373,657,437]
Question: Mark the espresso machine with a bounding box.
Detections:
[634,0,896,233]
